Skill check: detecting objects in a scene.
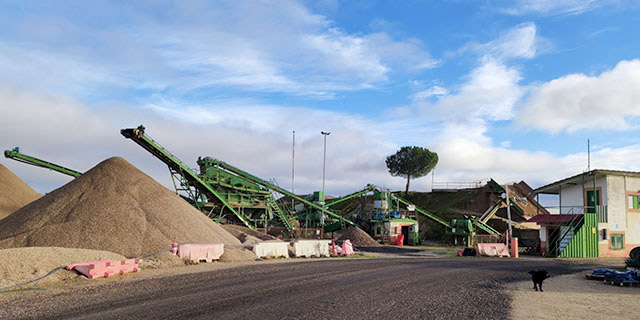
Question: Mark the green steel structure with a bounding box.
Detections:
[558,213,599,258]
[4,147,83,178]
[121,125,353,234]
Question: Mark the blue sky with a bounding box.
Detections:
[1,0,640,196]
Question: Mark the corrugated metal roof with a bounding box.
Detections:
[534,169,640,195]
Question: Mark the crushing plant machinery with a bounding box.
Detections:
[4,147,83,178]
[121,125,355,235]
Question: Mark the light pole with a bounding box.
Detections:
[321,131,330,226]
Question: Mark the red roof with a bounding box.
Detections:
[526,214,582,224]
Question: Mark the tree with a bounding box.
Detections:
[386,146,438,194]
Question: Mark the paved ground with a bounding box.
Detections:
[0,257,596,320]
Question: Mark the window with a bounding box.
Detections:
[629,195,640,210]
[611,234,624,250]
[599,229,607,241]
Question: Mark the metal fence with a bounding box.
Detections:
[540,205,608,223]
[432,179,489,191]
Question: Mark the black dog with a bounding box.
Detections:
[528,270,550,292]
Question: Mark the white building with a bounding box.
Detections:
[530,169,640,258]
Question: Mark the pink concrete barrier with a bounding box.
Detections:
[177,243,224,263]
[66,259,140,279]
[477,243,510,257]
[341,240,354,256]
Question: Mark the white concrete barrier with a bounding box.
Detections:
[178,243,224,263]
[293,240,331,258]
[253,241,289,258]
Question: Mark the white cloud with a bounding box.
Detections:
[0,85,416,195]
[481,22,540,59]
[518,59,640,133]
[412,86,448,101]
[460,22,545,61]
[420,58,525,124]
[501,0,602,15]
[0,0,437,99]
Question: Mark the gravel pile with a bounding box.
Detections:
[219,247,258,262]
[0,157,240,257]
[221,225,263,245]
[222,224,279,241]
[139,252,186,269]
[0,163,40,219]
[338,226,381,247]
[0,247,125,288]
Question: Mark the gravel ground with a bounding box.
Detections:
[509,272,639,319]
[0,256,596,319]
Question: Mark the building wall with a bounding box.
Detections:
[624,176,640,246]
[598,175,640,257]
[558,176,607,212]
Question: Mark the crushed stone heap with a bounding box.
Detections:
[338,226,381,247]
[0,157,240,257]
[0,163,40,219]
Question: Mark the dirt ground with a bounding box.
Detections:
[509,272,640,320]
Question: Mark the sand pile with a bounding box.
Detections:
[0,247,125,288]
[0,157,240,257]
[338,226,381,247]
[0,163,40,219]
[219,247,258,262]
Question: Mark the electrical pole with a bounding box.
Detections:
[321,131,330,226]
[506,184,513,245]
[291,131,295,214]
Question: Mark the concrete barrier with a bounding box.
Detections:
[253,241,289,258]
[477,243,510,257]
[341,240,354,256]
[178,243,224,263]
[66,259,140,279]
[293,240,331,258]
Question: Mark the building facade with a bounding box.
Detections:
[530,170,640,258]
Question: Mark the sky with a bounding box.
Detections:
[1,0,640,197]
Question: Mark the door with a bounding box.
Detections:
[401,226,409,245]
[547,226,559,256]
[586,190,600,213]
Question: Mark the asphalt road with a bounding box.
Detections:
[1,257,593,320]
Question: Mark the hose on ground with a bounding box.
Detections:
[0,266,65,293]
[0,244,183,293]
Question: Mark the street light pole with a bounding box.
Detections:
[321,131,330,226]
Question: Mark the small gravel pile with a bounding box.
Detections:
[338,226,381,247]
[219,247,258,262]
[0,163,40,219]
[221,225,263,245]
[0,157,240,257]
[139,252,186,269]
[0,247,125,288]
[222,224,280,241]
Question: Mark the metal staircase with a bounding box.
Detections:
[546,213,599,258]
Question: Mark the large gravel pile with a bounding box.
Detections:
[338,226,381,247]
[0,157,240,257]
[0,247,125,288]
[0,163,40,219]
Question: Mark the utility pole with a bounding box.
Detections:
[291,131,295,214]
[506,184,513,245]
[321,131,330,226]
